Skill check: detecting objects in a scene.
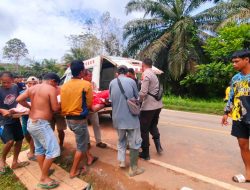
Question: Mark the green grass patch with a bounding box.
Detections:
[163,95,225,115]
[0,167,27,190]
[0,142,28,190]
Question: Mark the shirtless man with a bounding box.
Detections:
[17,73,61,189]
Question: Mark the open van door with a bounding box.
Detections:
[61,56,163,114]
[84,55,163,90]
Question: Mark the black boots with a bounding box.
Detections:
[139,147,150,160]
[139,139,163,160]
[154,138,163,154]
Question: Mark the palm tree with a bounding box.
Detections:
[63,48,86,64]
[42,59,60,73]
[201,0,250,29]
[124,0,243,80]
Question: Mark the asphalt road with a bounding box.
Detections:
[96,109,249,189]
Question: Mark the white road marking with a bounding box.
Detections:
[149,159,247,190]
[90,136,247,190]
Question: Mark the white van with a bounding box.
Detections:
[61,55,163,114]
[62,55,163,89]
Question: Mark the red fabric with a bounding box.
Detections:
[92,90,109,106]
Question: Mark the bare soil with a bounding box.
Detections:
[57,142,160,190]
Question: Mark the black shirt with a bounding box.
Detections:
[0,84,20,125]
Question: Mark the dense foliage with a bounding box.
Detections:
[180,62,236,97]
[181,24,249,98]
[0,59,65,78]
[204,23,250,62]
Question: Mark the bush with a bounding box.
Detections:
[204,23,250,62]
[180,23,249,98]
[180,62,236,98]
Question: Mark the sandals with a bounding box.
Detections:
[70,167,87,179]
[232,174,250,183]
[37,180,59,189]
[27,152,37,161]
[11,161,30,169]
[28,155,37,161]
[87,156,98,166]
[96,142,107,148]
[0,166,7,175]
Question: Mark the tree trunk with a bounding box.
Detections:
[15,57,19,73]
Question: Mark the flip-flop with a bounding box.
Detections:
[0,167,6,175]
[70,167,87,179]
[232,174,250,183]
[80,166,88,175]
[11,161,30,169]
[87,156,98,166]
[28,155,37,161]
[37,180,59,189]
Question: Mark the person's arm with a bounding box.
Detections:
[132,80,139,99]
[221,81,234,126]
[16,89,31,109]
[0,109,10,117]
[86,83,93,109]
[49,87,60,112]
[108,82,113,103]
[139,75,150,102]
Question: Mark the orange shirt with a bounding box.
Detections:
[61,79,93,117]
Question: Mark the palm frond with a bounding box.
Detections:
[126,0,177,19]
[195,0,249,31]
[138,31,172,59]
[123,18,166,39]
[197,30,214,41]
[198,23,219,32]
[217,8,250,29]
[185,0,214,14]
[126,29,163,56]
[168,18,196,80]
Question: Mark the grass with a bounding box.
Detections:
[0,142,28,190]
[163,95,225,115]
[0,167,27,190]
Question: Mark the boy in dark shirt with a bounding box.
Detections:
[0,72,29,174]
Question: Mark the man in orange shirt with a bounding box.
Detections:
[61,60,97,178]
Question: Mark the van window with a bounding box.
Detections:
[100,59,116,90]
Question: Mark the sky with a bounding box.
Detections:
[0,0,214,63]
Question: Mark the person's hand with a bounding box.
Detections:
[221,114,229,126]
[104,99,111,105]
[9,109,17,114]
[1,109,11,117]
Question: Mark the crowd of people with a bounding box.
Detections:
[0,58,164,189]
[1,49,250,188]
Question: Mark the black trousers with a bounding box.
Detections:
[139,108,161,149]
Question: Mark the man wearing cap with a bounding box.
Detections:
[21,76,39,161]
[17,72,61,189]
[109,65,144,177]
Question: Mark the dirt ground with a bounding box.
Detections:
[58,141,161,190]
